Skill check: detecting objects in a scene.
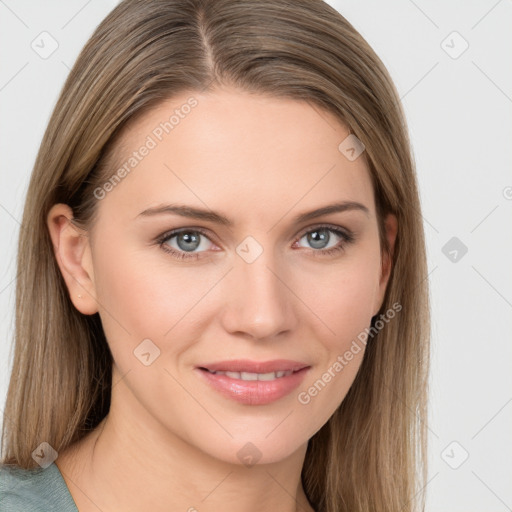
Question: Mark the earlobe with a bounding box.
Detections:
[46,203,98,315]
[373,213,398,316]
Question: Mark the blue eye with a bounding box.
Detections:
[294,225,355,257]
[157,224,355,261]
[158,228,214,260]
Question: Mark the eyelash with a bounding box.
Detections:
[156,224,355,261]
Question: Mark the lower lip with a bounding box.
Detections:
[195,367,310,405]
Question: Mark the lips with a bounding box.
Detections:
[195,359,311,405]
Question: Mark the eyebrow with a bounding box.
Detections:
[137,201,369,226]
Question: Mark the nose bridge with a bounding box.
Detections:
[222,239,295,338]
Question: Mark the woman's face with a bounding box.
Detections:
[74,87,395,465]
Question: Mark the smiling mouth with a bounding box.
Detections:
[196,365,311,405]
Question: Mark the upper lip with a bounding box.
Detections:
[197,359,310,373]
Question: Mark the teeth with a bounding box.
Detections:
[208,369,294,380]
[258,372,278,381]
[240,372,259,381]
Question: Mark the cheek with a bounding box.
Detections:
[290,248,380,432]
[305,250,381,346]
[93,232,181,321]
[91,239,216,366]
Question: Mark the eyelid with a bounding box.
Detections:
[295,222,354,240]
[156,226,217,243]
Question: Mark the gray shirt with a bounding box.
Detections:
[0,462,78,511]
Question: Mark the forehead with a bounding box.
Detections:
[97,87,375,224]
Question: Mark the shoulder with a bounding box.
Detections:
[0,462,78,512]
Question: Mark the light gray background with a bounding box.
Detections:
[1,1,511,510]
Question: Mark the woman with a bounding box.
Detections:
[0,0,430,511]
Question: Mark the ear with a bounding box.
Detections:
[372,213,398,316]
[46,203,98,315]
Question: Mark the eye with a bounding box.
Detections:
[156,224,355,261]
[294,225,355,256]
[157,228,216,260]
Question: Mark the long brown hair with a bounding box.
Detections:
[1,1,430,510]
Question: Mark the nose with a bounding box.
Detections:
[220,247,298,340]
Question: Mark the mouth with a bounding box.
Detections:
[195,359,311,405]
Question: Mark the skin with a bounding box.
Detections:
[47,86,397,512]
